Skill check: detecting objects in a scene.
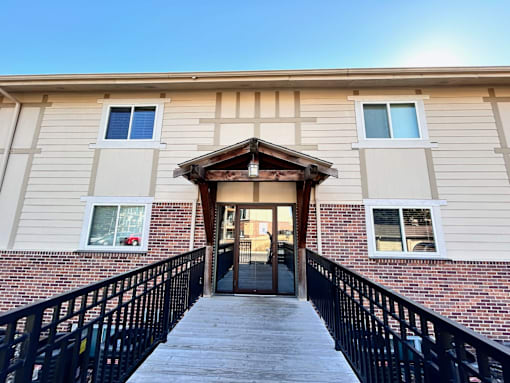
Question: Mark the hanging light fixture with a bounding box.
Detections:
[248,154,259,178]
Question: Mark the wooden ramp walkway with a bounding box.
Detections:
[128,295,358,382]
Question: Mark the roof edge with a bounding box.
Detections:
[2,65,510,83]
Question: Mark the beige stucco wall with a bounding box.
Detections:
[94,149,154,196]
[259,183,296,203]
[498,102,510,145]
[424,87,510,261]
[0,155,29,248]
[216,182,296,203]
[0,86,509,261]
[364,149,432,199]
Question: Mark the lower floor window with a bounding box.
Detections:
[88,205,145,247]
[372,207,436,253]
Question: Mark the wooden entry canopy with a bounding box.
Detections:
[173,138,338,247]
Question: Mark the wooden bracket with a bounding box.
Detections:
[190,165,206,181]
[198,181,217,245]
[297,180,313,248]
[304,164,319,181]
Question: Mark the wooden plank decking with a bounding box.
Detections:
[128,295,358,382]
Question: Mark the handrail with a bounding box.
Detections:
[0,247,206,383]
[305,248,510,383]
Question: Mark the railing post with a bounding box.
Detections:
[160,261,173,340]
[436,326,455,383]
[203,245,213,297]
[14,309,43,383]
[331,267,341,351]
[298,248,307,300]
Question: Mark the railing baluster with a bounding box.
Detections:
[304,249,510,383]
[0,248,205,383]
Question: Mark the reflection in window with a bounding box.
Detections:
[88,206,118,246]
[277,206,295,294]
[363,103,420,139]
[403,208,436,252]
[88,205,145,247]
[216,205,235,293]
[364,104,390,138]
[372,208,436,253]
[105,106,156,140]
[373,209,403,252]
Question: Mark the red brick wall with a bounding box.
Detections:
[314,203,510,342]
[0,202,206,312]
[1,201,509,342]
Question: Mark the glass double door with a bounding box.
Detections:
[216,204,295,295]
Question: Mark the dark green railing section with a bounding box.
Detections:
[306,249,510,383]
[0,247,205,383]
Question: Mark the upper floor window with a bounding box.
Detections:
[106,106,156,140]
[350,96,436,149]
[363,102,420,139]
[94,98,168,149]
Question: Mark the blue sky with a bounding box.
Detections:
[1,0,509,74]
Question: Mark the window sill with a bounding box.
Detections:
[89,141,166,149]
[352,140,438,149]
[368,253,450,261]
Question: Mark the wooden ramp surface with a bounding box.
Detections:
[128,295,358,382]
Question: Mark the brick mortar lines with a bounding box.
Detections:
[313,203,510,342]
[0,202,509,341]
[0,202,206,312]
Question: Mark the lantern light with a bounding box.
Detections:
[248,158,259,178]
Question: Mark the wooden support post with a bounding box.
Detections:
[197,180,217,297]
[297,179,313,300]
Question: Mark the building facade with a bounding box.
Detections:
[0,67,509,342]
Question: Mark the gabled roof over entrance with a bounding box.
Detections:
[173,137,338,184]
[174,138,337,249]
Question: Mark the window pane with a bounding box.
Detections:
[390,103,420,138]
[216,205,236,293]
[130,107,156,139]
[105,107,131,139]
[88,206,118,246]
[363,104,390,138]
[403,208,436,252]
[373,209,403,251]
[115,206,145,246]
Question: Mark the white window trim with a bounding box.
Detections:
[350,96,437,149]
[79,196,153,252]
[92,99,168,149]
[364,199,448,260]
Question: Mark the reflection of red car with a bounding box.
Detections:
[124,234,141,246]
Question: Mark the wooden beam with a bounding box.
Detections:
[297,180,313,248]
[205,169,304,181]
[190,164,206,181]
[304,164,320,181]
[197,146,250,168]
[198,181,217,245]
[249,137,259,153]
[258,145,338,177]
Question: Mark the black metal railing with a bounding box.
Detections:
[216,242,234,280]
[306,249,510,383]
[0,247,205,383]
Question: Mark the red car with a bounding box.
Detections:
[124,234,141,246]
